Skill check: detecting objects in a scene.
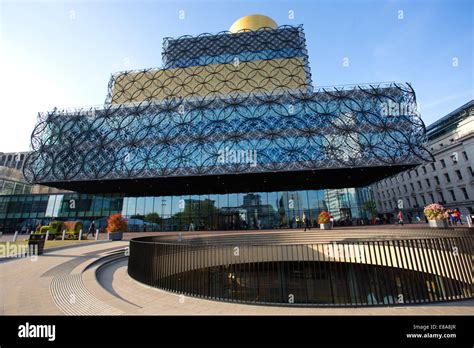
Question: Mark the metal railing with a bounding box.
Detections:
[128,232,473,306]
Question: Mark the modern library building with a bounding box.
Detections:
[0,15,430,233]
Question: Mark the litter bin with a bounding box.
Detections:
[28,233,46,255]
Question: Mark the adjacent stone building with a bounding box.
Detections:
[372,100,474,221]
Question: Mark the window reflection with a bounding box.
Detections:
[0,187,375,232]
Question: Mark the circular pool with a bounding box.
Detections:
[128,229,473,306]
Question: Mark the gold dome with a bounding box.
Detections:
[229,14,278,33]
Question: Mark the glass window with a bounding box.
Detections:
[127,197,137,217]
[58,194,78,218]
[163,196,175,216]
[144,197,155,216]
[36,195,49,218]
[420,194,426,205]
[84,195,93,217]
[91,195,104,216]
[455,170,463,180]
[449,190,456,201]
[45,195,58,217]
[110,195,123,214]
[3,181,14,195]
[188,194,201,228]
[204,194,218,230]
[276,191,289,228]
[21,195,33,218]
[413,196,419,207]
[440,159,446,168]
[101,194,111,216]
[434,176,440,185]
[461,188,469,200]
[438,191,445,203]
[13,183,24,195]
[135,197,146,217]
[121,197,129,216]
[462,151,468,160]
[0,196,8,219]
[425,178,431,187]
[444,173,451,183]
[80,194,93,217]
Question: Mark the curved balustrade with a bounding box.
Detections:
[128,230,473,306]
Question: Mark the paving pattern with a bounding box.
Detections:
[0,231,473,316]
[50,273,123,315]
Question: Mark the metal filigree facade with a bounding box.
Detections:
[24,25,431,190]
[105,26,312,104]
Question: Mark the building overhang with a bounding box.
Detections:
[37,164,416,196]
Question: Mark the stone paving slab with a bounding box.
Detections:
[0,240,472,316]
[99,258,474,315]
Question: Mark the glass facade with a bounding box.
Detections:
[0,179,33,195]
[23,24,429,193]
[4,21,427,234]
[0,187,373,233]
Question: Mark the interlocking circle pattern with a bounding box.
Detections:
[24,26,431,185]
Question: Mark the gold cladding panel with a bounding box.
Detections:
[110,57,309,104]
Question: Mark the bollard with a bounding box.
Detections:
[95,229,99,241]
[30,230,34,235]
[78,229,83,241]
[45,230,49,241]
[62,230,66,241]
[13,231,18,242]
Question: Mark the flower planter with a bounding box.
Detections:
[320,223,332,230]
[108,231,123,241]
[428,220,447,228]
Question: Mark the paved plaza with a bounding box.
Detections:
[0,228,473,316]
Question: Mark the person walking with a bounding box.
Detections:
[454,208,462,225]
[447,209,456,226]
[329,213,334,228]
[88,220,96,238]
[397,211,404,226]
[303,213,311,231]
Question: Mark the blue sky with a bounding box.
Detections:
[0,0,472,152]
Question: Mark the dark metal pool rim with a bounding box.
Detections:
[127,229,473,307]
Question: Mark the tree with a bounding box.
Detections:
[106,213,128,232]
[362,200,378,223]
[130,214,145,220]
[145,213,162,224]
